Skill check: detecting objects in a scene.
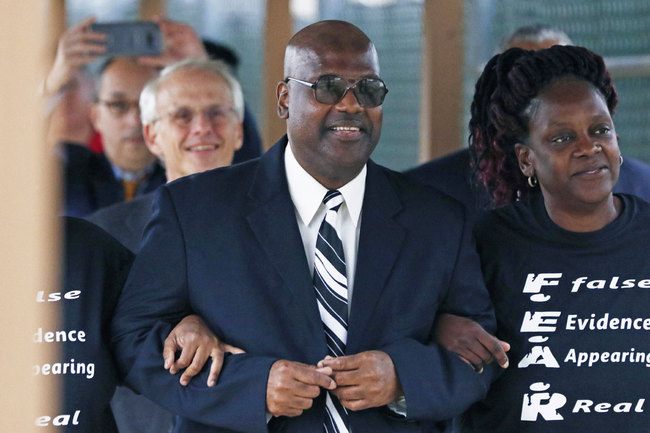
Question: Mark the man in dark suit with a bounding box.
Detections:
[87,58,245,433]
[111,20,496,432]
[62,57,164,217]
[87,59,245,253]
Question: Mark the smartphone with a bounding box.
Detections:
[90,21,162,56]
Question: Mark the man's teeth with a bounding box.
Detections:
[191,145,216,151]
[332,126,360,131]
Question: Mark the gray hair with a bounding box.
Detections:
[139,58,245,125]
[499,24,573,52]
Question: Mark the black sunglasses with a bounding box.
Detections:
[285,74,388,107]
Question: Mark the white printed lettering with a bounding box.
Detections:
[572,399,644,414]
[521,382,566,421]
[36,290,81,303]
[521,311,561,332]
[522,273,561,302]
[33,328,86,343]
[518,345,560,368]
[587,280,606,289]
[34,410,80,427]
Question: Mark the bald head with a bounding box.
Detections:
[284,20,378,77]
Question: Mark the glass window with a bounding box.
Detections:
[464,0,650,163]
[166,0,266,139]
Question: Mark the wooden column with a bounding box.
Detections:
[46,0,66,68]
[0,1,60,431]
[140,0,166,19]
[262,0,292,150]
[419,0,465,162]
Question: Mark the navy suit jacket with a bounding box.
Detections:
[60,217,134,433]
[111,137,496,433]
[87,193,155,253]
[62,142,166,217]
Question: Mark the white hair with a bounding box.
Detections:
[139,58,245,126]
[500,24,573,52]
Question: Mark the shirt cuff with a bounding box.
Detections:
[386,395,407,417]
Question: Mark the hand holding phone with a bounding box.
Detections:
[90,21,162,56]
[136,17,208,68]
[44,17,106,95]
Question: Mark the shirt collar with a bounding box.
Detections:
[110,162,154,182]
[285,142,366,227]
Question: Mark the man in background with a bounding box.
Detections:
[87,58,245,433]
[88,58,244,252]
[47,17,259,217]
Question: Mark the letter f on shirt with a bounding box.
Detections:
[522,273,562,302]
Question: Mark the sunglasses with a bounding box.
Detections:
[285,74,388,107]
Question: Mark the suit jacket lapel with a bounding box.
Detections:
[245,137,326,359]
[347,161,406,353]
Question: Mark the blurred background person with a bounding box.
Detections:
[88,58,244,252]
[47,17,261,217]
[87,57,245,433]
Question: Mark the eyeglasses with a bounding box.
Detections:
[285,74,388,107]
[154,106,237,128]
[99,99,140,117]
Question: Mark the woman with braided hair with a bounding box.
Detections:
[437,45,650,432]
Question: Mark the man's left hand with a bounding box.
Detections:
[318,351,403,411]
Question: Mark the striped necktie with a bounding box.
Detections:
[313,190,350,433]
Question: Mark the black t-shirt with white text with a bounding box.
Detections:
[461,193,650,432]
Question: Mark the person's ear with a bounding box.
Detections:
[515,142,535,178]
[89,103,100,130]
[277,81,289,119]
[234,121,243,151]
[143,123,164,159]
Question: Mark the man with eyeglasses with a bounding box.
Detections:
[60,56,163,217]
[112,20,496,432]
[48,17,231,217]
[88,58,243,252]
[87,58,245,433]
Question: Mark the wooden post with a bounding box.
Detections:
[419,0,465,162]
[140,0,166,19]
[262,0,292,150]
[0,1,60,431]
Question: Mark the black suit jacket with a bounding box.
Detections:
[86,193,155,253]
[111,137,496,433]
[86,195,177,433]
[56,217,134,432]
[62,142,166,217]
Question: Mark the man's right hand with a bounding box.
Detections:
[163,314,244,387]
[45,17,106,95]
[435,313,510,373]
[266,360,336,418]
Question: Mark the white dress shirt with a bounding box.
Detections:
[284,142,365,311]
[283,143,407,417]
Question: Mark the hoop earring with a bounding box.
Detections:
[527,176,538,188]
[619,154,624,166]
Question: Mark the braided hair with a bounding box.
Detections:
[468,45,617,207]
